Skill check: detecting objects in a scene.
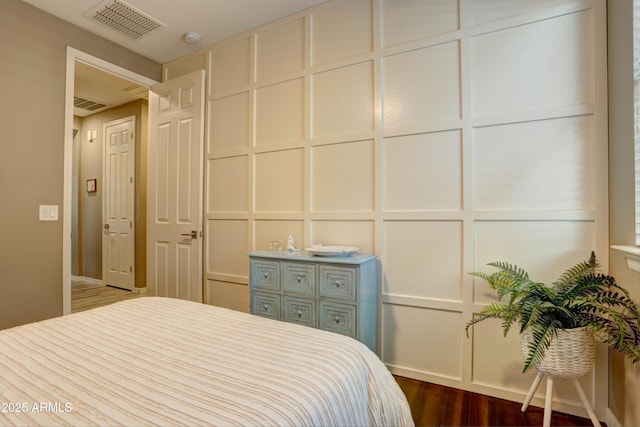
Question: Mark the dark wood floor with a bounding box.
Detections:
[394,376,598,427]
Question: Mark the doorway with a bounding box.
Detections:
[63,47,159,314]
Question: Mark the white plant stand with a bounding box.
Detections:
[521,371,601,427]
[519,327,601,427]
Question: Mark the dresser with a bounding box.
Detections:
[248,251,378,352]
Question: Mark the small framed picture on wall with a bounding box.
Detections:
[87,178,97,193]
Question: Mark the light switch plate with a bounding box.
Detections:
[39,204,58,221]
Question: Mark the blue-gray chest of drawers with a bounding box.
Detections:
[248,251,378,352]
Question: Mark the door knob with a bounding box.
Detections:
[103,224,110,229]
[180,230,198,239]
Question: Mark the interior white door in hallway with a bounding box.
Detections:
[103,116,135,291]
[147,70,205,302]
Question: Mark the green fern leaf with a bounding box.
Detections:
[553,251,599,288]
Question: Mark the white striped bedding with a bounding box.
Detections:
[0,297,414,426]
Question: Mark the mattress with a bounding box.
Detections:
[0,297,414,426]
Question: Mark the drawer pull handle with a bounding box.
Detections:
[335,280,343,288]
[296,275,302,283]
[296,310,302,318]
[333,315,341,324]
[263,304,270,311]
[263,272,270,279]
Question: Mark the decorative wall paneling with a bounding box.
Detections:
[162,0,608,419]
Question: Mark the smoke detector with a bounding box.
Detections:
[184,32,201,45]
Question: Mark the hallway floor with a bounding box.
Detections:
[71,278,144,313]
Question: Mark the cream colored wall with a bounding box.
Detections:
[137,102,149,289]
[165,0,609,417]
[0,0,160,329]
[607,1,640,426]
[78,114,104,280]
[76,100,148,287]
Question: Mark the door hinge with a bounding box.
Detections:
[130,221,132,228]
[130,266,132,273]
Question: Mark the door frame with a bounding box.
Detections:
[63,47,159,314]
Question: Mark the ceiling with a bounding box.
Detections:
[22,0,327,64]
[73,62,150,117]
[23,0,327,117]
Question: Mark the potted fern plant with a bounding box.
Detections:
[466,251,640,375]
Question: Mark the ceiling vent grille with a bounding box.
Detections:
[74,96,108,112]
[123,84,150,98]
[84,0,165,40]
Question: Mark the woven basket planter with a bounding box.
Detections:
[520,327,595,378]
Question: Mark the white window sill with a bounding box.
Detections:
[611,245,640,272]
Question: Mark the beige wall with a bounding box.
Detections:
[607,1,640,426]
[2,0,634,421]
[164,0,609,417]
[75,100,148,287]
[0,0,160,329]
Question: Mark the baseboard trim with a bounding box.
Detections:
[72,276,147,294]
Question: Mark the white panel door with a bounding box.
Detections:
[148,70,205,302]
[103,116,135,290]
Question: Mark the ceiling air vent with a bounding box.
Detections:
[74,96,108,112]
[84,0,165,40]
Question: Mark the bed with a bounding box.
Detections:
[0,297,414,426]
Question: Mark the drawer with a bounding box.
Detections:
[252,292,280,320]
[319,265,357,301]
[283,297,316,328]
[250,259,280,291]
[283,262,316,296]
[319,301,356,339]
